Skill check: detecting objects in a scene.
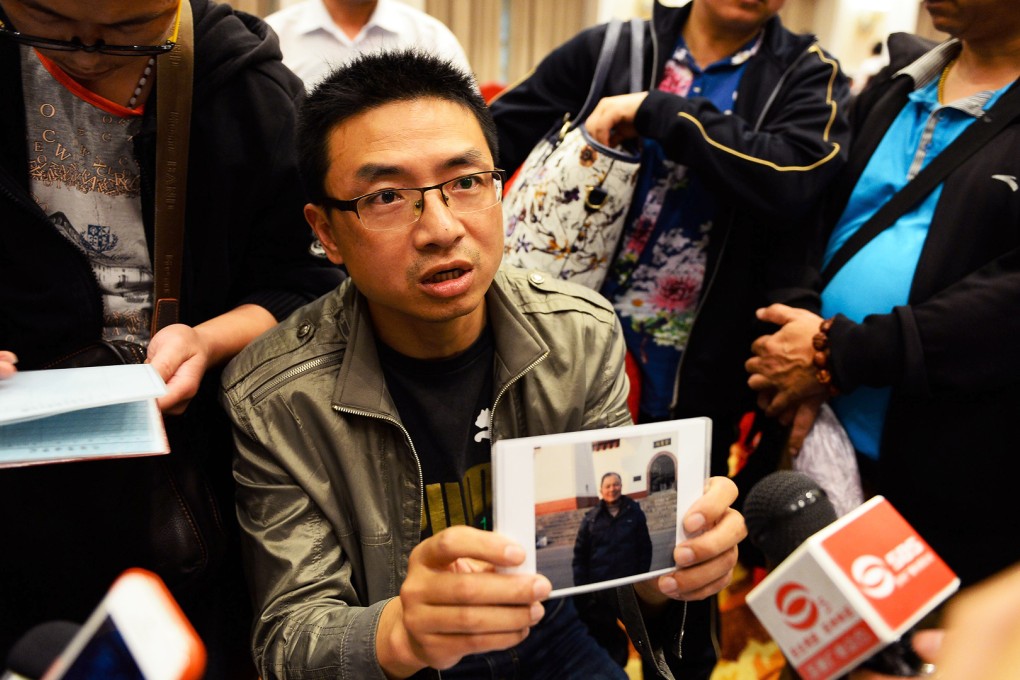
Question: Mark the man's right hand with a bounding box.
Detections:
[0,351,18,379]
[375,526,552,678]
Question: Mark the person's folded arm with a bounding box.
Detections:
[632,47,850,221]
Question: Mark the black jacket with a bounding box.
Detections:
[572,495,653,585]
[491,1,850,481]
[801,34,1020,587]
[0,0,341,666]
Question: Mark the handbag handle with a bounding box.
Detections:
[564,17,645,137]
[151,0,194,336]
[628,17,644,95]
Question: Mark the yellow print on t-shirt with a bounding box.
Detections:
[422,462,493,534]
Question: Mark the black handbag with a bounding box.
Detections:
[42,339,148,368]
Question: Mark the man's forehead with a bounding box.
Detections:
[349,148,489,183]
[325,98,491,182]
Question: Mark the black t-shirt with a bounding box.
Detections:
[377,326,494,538]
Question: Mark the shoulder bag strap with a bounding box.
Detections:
[821,80,1020,288]
[151,0,194,336]
[571,18,624,127]
[628,18,644,94]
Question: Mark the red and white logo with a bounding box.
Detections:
[851,555,896,599]
[776,582,819,631]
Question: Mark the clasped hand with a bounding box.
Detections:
[745,304,830,455]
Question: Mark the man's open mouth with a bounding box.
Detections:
[426,268,465,283]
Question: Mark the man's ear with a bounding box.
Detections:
[304,203,345,266]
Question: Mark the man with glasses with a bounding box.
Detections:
[0,1,341,677]
[221,50,746,679]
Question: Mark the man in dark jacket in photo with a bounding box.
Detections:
[573,472,654,667]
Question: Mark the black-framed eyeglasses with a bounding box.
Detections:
[321,169,506,232]
[0,1,181,56]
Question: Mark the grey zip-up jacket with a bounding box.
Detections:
[222,268,678,679]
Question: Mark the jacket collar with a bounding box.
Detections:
[331,270,549,418]
[895,38,961,88]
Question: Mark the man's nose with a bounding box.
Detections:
[66,22,106,48]
[412,189,465,248]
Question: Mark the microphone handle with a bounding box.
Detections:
[857,636,924,676]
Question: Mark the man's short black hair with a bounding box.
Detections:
[297,49,499,205]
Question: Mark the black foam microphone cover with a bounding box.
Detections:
[744,470,838,567]
[5,620,80,679]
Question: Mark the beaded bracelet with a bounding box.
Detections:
[811,317,840,397]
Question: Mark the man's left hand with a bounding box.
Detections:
[635,476,745,606]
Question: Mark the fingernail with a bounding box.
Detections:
[530,602,545,623]
[533,577,551,600]
[675,547,695,566]
[504,544,525,563]
[661,576,678,595]
[684,513,706,533]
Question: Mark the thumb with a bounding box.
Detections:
[910,629,944,663]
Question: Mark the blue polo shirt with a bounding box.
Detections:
[821,72,1006,458]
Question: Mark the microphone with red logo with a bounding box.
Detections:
[744,471,957,680]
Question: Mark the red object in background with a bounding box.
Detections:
[625,351,641,422]
[479,81,506,103]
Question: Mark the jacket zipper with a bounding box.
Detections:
[328,344,548,680]
[669,225,730,412]
[333,403,426,536]
[0,168,40,217]
[487,353,549,437]
[249,353,344,403]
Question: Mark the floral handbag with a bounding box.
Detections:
[502,18,644,290]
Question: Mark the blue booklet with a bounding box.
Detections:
[0,364,169,467]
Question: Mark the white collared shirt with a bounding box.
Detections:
[266,0,472,88]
